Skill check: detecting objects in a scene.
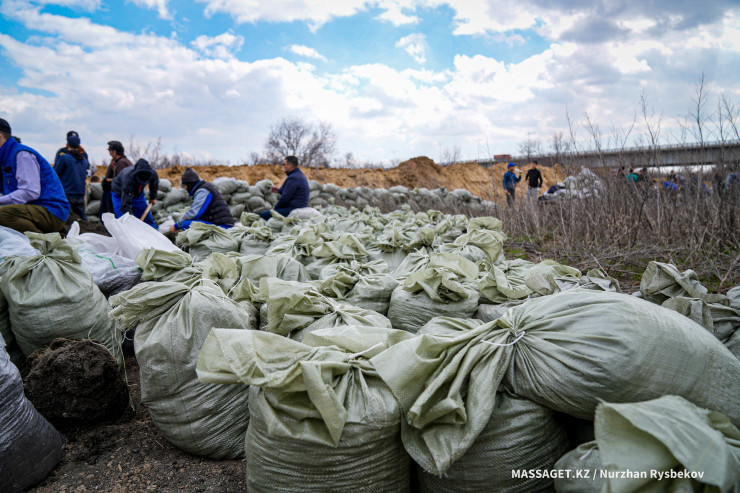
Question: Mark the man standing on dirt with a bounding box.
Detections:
[111,158,158,228]
[101,140,133,215]
[259,155,309,221]
[502,162,522,207]
[169,168,234,231]
[524,160,543,203]
[54,131,90,220]
[0,118,70,233]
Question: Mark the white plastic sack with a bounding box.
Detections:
[102,212,179,259]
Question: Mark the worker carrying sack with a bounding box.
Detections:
[0,232,121,366]
[109,280,252,459]
[0,336,66,493]
[554,395,740,493]
[371,290,740,476]
[196,326,414,492]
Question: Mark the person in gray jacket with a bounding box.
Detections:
[111,158,158,228]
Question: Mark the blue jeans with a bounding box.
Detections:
[111,192,156,228]
[259,208,292,221]
[68,196,87,221]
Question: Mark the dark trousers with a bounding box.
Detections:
[0,204,67,234]
[259,208,292,221]
[505,188,516,207]
[111,192,156,228]
[68,196,87,221]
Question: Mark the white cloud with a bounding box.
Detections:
[287,44,327,61]
[395,33,427,64]
[192,32,244,59]
[197,0,369,31]
[129,0,171,20]
[375,0,419,25]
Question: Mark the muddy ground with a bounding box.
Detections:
[28,354,246,493]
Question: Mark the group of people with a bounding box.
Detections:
[0,117,309,235]
[502,160,543,206]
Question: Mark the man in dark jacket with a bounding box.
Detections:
[259,155,309,221]
[524,160,543,203]
[54,131,90,220]
[100,140,133,215]
[111,158,158,228]
[0,118,70,233]
[170,168,235,231]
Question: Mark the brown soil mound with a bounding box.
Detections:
[24,338,129,429]
[96,157,563,204]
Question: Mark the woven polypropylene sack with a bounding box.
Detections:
[0,239,121,365]
[387,285,479,333]
[176,222,239,261]
[0,342,66,493]
[417,392,569,493]
[0,288,25,370]
[500,290,740,425]
[247,385,410,492]
[109,282,252,459]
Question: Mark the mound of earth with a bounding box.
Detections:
[96,157,562,204]
[24,338,129,429]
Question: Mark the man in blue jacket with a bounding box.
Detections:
[502,162,522,207]
[259,155,309,221]
[54,131,90,220]
[169,167,235,231]
[111,158,158,228]
[0,118,70,233]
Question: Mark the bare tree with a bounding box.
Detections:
[265,118,336,167]
[438,145,461,164]
[721,93,740,141]
[583,111,606,166]
[518,134,542,162]
[639,89,663,167]
[550,131,571,165]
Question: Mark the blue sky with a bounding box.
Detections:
[1,0,739,167]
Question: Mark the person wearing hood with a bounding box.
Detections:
[54,130,89,164]
[111,158,158,228]
[169,168,234,231]
[54,131,90,220]
[0,118,70,233]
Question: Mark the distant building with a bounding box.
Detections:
[494,154,513,162]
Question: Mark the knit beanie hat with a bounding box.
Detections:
[67,131,81,148]
[0,118,11,135]
[181,168,200,185]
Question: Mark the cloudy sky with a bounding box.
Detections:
[1,0,739,167]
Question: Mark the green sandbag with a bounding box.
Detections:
[264,228,318,265]
[662,296,740,342]
[417,392,569,493]
[259,278,391,340]
[555,396,740,493]
[176,222,239,261]
[640,261,726,305]
[524,259,582,295]
[0,233,121,366]
[305,234,370,280]
[135,247,193,281]
[109,281,252,459]
[320,261,398,316]
[196,253,240,294]
[553,442,603,493]
[196,326,414,493]
[371,291,740,475]
[238,226,274,256]
[387,253,479,333]
[478,258,535,303]
[237,254,309,283]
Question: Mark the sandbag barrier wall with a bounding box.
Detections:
[84,177,497,223]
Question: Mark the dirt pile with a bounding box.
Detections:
[97,157,563,204]
[24,338,129,428]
